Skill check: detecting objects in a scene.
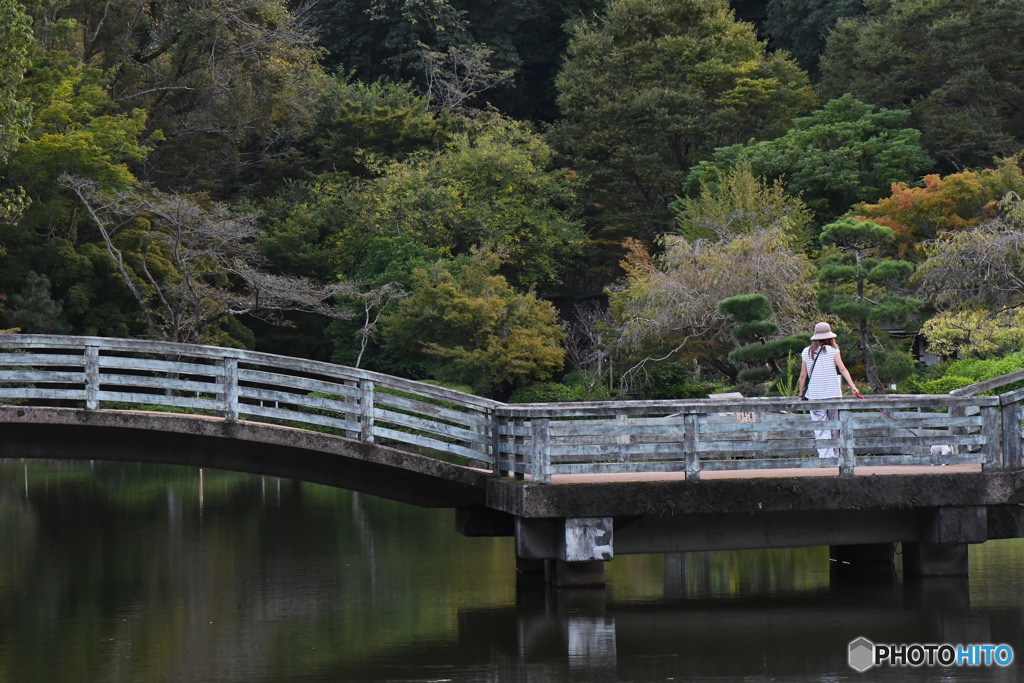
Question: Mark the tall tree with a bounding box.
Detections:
[0,0,32,163]
[19,0,327,194]
[817,218,920,392]
[762,0,865,76]
[819,0,1024,171]
[331,114,588,293]
[854,156,1024,259]
[65,176,352,345]
[380,251,565,396]
[913,193,1024,357]
[309,0,602,122]
[672,160,812,247]
[0,0,35,225]
[687,94,932,222]
[607,226,817,383]
[551,0,814,246]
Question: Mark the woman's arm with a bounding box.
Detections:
[834,351,862,396]
[797,354,809,399]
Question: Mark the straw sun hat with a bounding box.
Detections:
[810,322,837,340]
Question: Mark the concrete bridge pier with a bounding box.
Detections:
[902,542,970,577]
[514,517,613,588]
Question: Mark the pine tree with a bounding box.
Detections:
[817,218,921,392]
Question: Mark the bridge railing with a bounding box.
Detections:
[0,335,501,468]
[496,393,1005,482]
[1,335,1021,483]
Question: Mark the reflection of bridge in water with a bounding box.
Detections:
[3,335,1024,586]
[327,572,998,681]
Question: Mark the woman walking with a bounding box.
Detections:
[797,322,861,458]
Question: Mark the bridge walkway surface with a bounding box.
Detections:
[2,335,1024,586]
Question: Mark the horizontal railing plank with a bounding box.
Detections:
[375,391,490,429]
[373,407,486,446]
[372,426,493,465]
[97,391,220,411]
[239,403,360,433]
[238,369,360,400]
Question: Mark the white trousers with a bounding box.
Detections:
[811,409,838,458]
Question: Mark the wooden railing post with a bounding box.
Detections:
[222,357,239,422]
[839,409,855,477]
[491,411,505,476]
[84,344,99,410]
[684,413,700,481]
[1002,398,1023,471]
[981,403,1001,470]
[360,380,375,443]
[530,418,550,484]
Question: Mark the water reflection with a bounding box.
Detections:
[1,461,1022,682]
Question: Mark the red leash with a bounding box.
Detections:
[855,392,920,436]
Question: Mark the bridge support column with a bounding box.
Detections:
[515,517,613,587]
[549,560,606,588]
[903,542,970,577]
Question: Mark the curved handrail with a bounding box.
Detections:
[0,335,1018,483]
[0,334,501,468]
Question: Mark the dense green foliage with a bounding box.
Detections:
[688,95,933,222]
[817,218,920,391]
[551,0,814,249]
[718,293,806,388]
[820,0,1024,171]
[3,0,1024,399]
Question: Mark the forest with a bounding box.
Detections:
[3,0,1024,401]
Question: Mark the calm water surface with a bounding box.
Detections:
[0,461,1021,682]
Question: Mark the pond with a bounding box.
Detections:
[0,461,1020,681]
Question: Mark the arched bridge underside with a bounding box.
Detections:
[8,335,1024,585]
[0,406,489,509]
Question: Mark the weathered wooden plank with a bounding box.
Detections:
[951,369,1024,397]
[0,353,85,366]
[1003,401,1023,470]
[548,442,687,460]
[700,457,840,471]
[0,387,86,400]
[1000,386,1024,406]
[982,404,1001,469]
[548,422,685,437]
[374,391,489,429]
[529,418,551,484]
[549,461,687,475]
[498,423,531,438]
[0,370,85,383]
[98,372,219,394]
[238,368,360,399]
[239,386,356,415]
[496,394,997,419]
[372,426,492,465]
[373,407,487,445]
[854,454,986,466]
[239,403,360,432]
[96,391,219,411]
[98,356,220,377]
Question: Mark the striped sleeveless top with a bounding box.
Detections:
[802,345,841,399]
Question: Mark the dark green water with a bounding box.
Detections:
[1,461,1021,682]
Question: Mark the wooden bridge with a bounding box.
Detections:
[2,334,1024,586]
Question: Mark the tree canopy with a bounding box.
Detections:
[820,0,1024,171]
[688,94,933,222]
[552,0,814,244]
